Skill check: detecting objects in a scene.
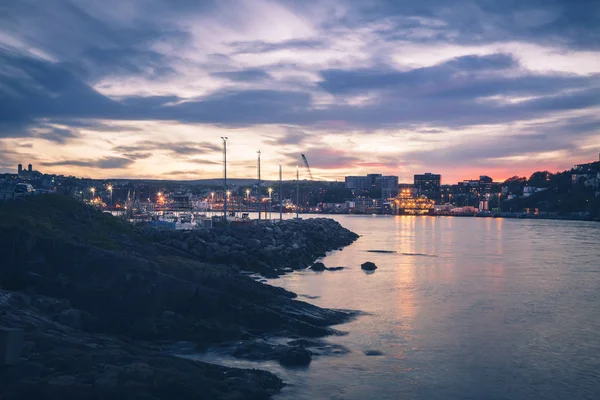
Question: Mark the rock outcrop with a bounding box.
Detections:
[0,195,360,399]
[310,262,327,271]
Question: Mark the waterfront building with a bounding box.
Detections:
[353,197,383,214]
[572,156,600,186]
[574,153,600,173]
[345,174,399,199]
[523,186,548,197]
[392,188,435,215]
[172,192,193,210]
[378,175,399,199]
[345,175,377,191]
[479,175,493,193]
[414,173,441,200]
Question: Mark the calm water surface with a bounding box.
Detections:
[198,215,600,400]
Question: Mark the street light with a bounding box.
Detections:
[221,137,228,221]
[89,187,96,203]
[268,187,273,220]
[226,190,231,216]
[107,184,113,207]
[246,189,250,213]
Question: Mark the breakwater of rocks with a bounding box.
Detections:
[147,218,360,277]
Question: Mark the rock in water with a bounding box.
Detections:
[279,347,312,367]
[361,261,377,271]
[364,350,384,356]
[310,262,327,271]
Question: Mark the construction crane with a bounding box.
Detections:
[301,153,313,181]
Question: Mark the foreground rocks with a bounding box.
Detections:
[0,195,360,399]
[0,291,283,400]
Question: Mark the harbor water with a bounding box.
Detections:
[194,215,600,400]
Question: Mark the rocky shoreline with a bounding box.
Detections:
[147,216,360,278]
[0,195,359,399]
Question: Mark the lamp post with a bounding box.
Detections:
[257,150,261,222]
[90,187,96,203]
[226,190,231,218]
[221,137,228,221]
[107,184,113,207]
[246,189,250,213]
[279,163,283,222]
[268,187,273,220]
[296,165,299,219]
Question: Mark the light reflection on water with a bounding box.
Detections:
[196,216,600,400]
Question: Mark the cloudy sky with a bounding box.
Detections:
[1,0,599,183]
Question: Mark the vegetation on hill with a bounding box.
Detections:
[0,194,144,249]
[501,164,600,216]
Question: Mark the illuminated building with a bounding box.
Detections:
[392,188,435,215]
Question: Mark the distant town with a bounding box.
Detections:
[1,154,599,222]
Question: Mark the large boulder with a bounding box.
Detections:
[310,262,326,271]
[278,347,312,367]
[361,261,377,271]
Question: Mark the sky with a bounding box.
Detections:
[1,0,599,184]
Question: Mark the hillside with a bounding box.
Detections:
[0,195,359,399]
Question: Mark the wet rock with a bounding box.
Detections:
[232,341,287,361]
[287,339,350,356]
[327,266,345,271]
[361,261,378,271]
[364,350,384,356]
[310,262,327,271]
[299,294,320,300]
[279,347,312,367]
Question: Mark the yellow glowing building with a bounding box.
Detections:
[392,188,435,215]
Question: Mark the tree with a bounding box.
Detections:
[528,171,554,188]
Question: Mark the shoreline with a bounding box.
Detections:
[302,212,600,223]
[0,195,360,399]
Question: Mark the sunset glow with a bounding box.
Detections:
[1,0,599,183]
